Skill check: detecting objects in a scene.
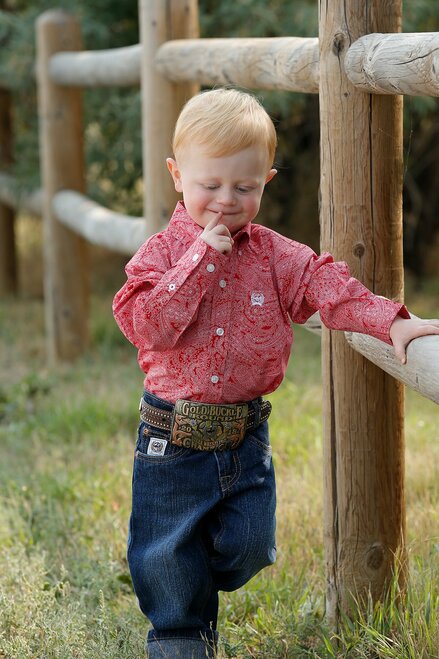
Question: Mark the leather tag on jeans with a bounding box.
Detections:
[147,438,168,456]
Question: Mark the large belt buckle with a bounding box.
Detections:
[171,399,249,451]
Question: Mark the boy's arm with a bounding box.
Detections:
[389,315,439,364]
[113,232,226,350]
[286,248,439,360]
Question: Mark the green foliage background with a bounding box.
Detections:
[1,0,439,275]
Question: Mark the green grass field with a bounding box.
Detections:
[0,220,438,657]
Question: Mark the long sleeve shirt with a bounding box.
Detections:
[113,202,409,404]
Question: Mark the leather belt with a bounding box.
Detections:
[139,397,272,451]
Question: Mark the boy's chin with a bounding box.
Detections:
[229,219,252,234]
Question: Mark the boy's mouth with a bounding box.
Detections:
[209,209,239,216]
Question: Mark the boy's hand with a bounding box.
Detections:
[200,214,234,255]
[390,315,439,364]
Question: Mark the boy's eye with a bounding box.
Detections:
[201,183,254,193]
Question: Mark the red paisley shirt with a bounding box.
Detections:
[113,202,409,404]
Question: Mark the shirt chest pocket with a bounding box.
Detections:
[239,287,287,341]
[247,291,281,323]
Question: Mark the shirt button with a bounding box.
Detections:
[206,263,215,272]
[192,253,199,262]
[216,328,224,336]
[219,279,227,288]
[210,375,219,384]
[168,283,176,291]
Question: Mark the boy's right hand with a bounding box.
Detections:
[200,214,234,255]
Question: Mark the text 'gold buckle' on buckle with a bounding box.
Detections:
[170,399,249,451]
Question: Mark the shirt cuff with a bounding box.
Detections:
[372,301,410,345]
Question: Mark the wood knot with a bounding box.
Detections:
[366,543,385,570]
[353,242,365,258]
[332,32,346,56]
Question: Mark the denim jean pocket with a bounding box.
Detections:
[246,421,272,456]
[134,421,185,463]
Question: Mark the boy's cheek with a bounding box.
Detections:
[247,197,262,218]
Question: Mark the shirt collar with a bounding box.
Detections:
[168,201,252,244]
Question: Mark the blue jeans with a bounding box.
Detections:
[128,391,277,658]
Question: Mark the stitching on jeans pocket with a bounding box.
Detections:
[134,446,185,464]
[246,433,272,455]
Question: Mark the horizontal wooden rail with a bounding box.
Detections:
[0,173,43,215]
[345,325,439,404]
[155,37,319,93]
[303,312,439,404]
[30,31,439,98]
[48,36,320,93]
[345,32,439,96]
[49,44,141,87]
[0,175,159,254]
[53,190,153,254]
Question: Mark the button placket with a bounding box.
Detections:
[214,260,237,393]
[209,262,232,393]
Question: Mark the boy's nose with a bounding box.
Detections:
[216,190,236,206]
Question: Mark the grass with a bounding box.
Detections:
[0,216,438,657]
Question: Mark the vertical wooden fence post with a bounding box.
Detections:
[139,0,199,232]
[319,0,405,626]
[36,10,88,362]
[0,87,17,295]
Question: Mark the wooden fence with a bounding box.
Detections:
[0,0,438,627]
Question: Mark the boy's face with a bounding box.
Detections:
[167,144,276,234]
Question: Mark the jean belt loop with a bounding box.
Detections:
[252,397,262,428]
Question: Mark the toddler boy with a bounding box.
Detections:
[113,88,439,658]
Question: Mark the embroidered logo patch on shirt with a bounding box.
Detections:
[251,291,265,307]
[147,438,168,456]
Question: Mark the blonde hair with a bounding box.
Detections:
[172,88,277,167]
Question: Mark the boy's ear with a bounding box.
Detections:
[166,158,183,192]
[265,168,277,184]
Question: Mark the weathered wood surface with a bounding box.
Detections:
[140,0,199,232]
[319,0,405,626]
[155,37,320,93]
[40,31,439,97]
[346,324,439,405]
[0,174,44,215]
[346,32,439,96]
[303,312,439,405]
[36,10,88,362]
[53,190,152,255]
[49,44,141,87]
